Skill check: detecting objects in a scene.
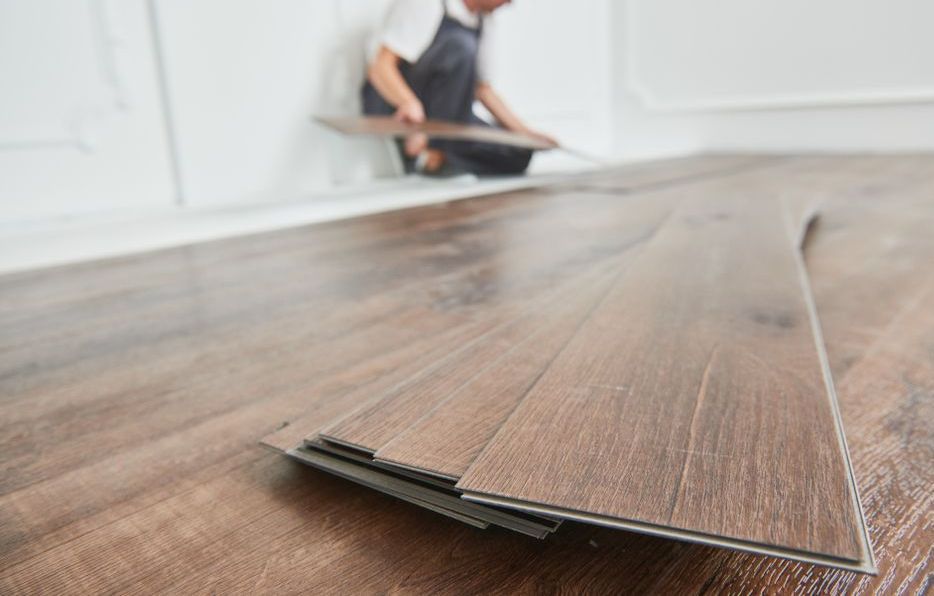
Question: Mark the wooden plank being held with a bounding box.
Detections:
[316,115,557,151]
[457,169,875,573]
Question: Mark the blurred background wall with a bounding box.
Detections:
[0,0,931,238]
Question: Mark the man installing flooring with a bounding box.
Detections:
[363,0,557,176]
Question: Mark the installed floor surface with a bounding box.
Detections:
[1,155,931,593]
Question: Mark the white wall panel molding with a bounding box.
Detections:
[623,0,934,113]
[0,0,132,151]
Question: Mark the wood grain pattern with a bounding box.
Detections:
[319,264,617,453]
[637,158,934,592]
[316,177,699,454]
[255,156,767,456]
[458,165,872,570]
[259,317,502,454]
[316,115,557,150]
[373,261,624,480]
[1,155,929,594]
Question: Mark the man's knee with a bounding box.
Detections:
[446,145,533,176]
[500,149,534,174]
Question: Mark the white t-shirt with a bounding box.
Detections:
[367,0,496,82]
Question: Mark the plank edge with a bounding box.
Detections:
[460,492,877,575]
[782,200,878,571]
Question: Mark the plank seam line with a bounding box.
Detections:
[455,205,683,484]
[373,259,620,454]
[379,258,630,478]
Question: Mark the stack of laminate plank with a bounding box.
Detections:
[262,159,876,574]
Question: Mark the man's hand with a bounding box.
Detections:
[369,47,425,125]
[394,98,426,124]
[395,99,428,157]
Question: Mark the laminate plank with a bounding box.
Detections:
[263,268,608,458]
[457,165,873,570]
[291,443,557,538]
[281,267,621,534]
[316,176,700,454]
[373,258,625,480]
[316,115,557,150]
[257,314,522,457]
[287,446,490,530]
[642,173,934,591]
[671,259,934,594]
[319,264,619,454]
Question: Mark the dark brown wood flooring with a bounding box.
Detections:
[1,155,931,593]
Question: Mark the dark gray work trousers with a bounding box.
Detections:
[362,18,533,176]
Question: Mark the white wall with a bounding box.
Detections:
[151,0,397,208]
[491,0,613,156]
[0,0,176,222]
[611,0,934,158]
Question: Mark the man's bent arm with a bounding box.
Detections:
[368,47,425,123]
